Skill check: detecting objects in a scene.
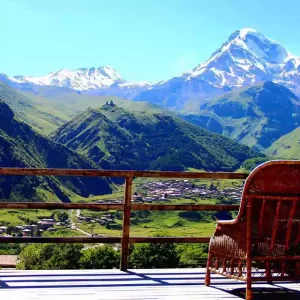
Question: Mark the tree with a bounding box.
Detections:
[176,244,208,267]
[6,225,13,235]
[129,233,180,268]
[56,211,69,222]
[17,244,83,270]
[209,183,216,191]
[80,245,120,269]
[0,244,23,255]
[36,228,42,237]
[90,223,95,237]
[214,211,232,221]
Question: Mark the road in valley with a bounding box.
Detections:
[69,209,119,251]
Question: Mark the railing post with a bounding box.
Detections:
[120,176,132,271]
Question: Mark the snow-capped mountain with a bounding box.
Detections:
[188,28,293,87]
[133,28,300,109]
[2,28,300,110]
[8,66,126,90]
[0,66,154,98]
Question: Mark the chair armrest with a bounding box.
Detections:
[209,219,247,258]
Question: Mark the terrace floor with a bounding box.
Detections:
[0,268,299,300]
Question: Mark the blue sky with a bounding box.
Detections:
[1,0,300,82]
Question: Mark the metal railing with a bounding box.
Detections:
[0,168,248,270]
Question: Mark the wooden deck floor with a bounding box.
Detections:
[0,268,299,299]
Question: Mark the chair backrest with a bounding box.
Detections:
[238,161,300,256]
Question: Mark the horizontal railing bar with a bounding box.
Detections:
[0,236,211,244]
[0,203,240,211]
[0,167,248,179]
[131,204,240,211]
[130,237,211,243]
[0,202,124,210]
[0,264,16,268]
[0,237,122,243]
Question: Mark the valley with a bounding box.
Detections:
[0,176,243,244]
[0,27,300,255]
[74,177,243,237]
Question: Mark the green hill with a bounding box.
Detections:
[51,103,261,172]
[0,82,71,134]
[24,90,165,115]
[1,81,165,135]
[266,127,300,159]
[181,82,300,151]
[0,101,112,202]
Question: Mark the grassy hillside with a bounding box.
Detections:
[12,85,168,133]
[26,92,165,115]
[0,101,112,202]
[51,103,261,172]
[0,81,170,136]
[0,82,71,134]
[266,126,300,158]
[181,82,300,151]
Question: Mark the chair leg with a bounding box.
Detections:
[266,261,272,284]
[205,268,210,286]
[246,280,252,300]
[205,254,212,286]
[246,259,252,300]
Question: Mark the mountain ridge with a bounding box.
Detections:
[0,100,112,202]
[133,28,300,109]
[51,103,261,172]
[181,81,300,150]
[0,66,153,94]
[2,28,300,110]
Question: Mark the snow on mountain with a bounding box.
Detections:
[132,28,300,109]
[188,28,293,88]
[119,81,153,88]
[2,28,300,110]
[8,66,127,90]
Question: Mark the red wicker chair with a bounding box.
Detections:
[205,160,300,300]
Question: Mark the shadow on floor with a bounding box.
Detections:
[229,287,300,299]
[0,271,207,278]
[0,270,299,300]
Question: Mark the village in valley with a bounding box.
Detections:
[77,179,244,226]
[94,179,244,204]
[0,179,244,236]
[131,179,243,203]
[0,217,67,237]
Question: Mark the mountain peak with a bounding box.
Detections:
[238,27,258,36]
[223,28,289,64]
[189,27,291,89]
[8,66,126,90]
[228,28,258,41]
